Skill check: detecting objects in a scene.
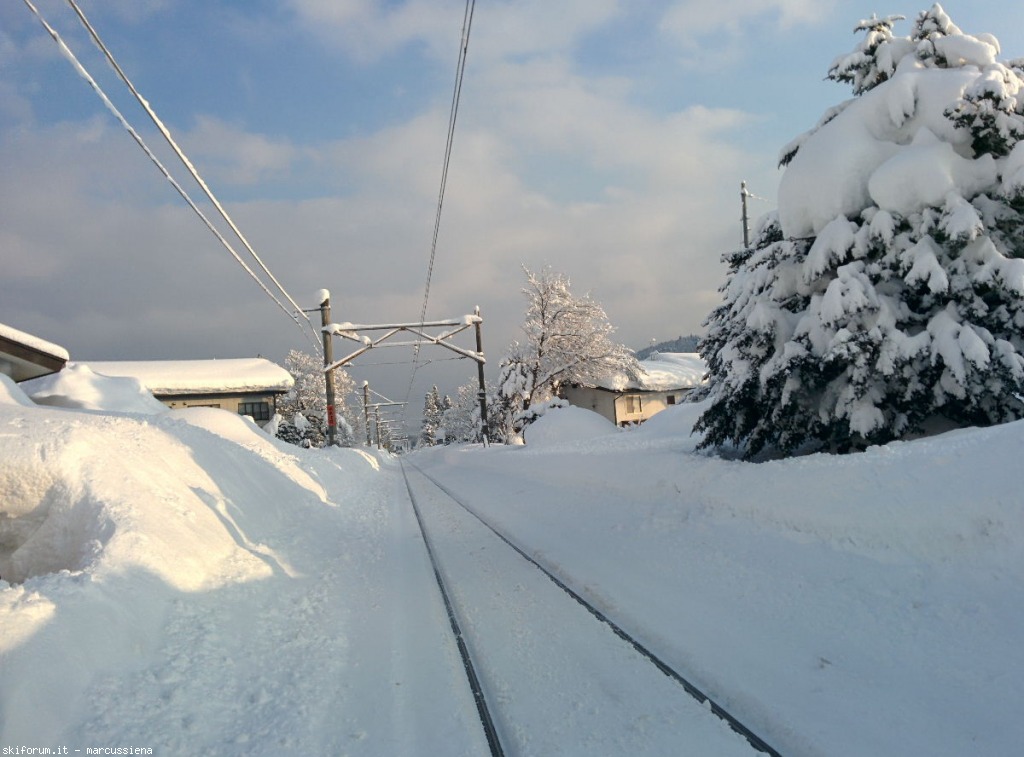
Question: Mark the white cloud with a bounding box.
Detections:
[4,0,785,410]
[659,0,839,58]
[287,0,622,64]
[182,116,303,187]
[661,0,836,38]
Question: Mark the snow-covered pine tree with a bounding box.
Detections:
[440,394,454,444]
[419,386,443,447]
[697,4,1024,458]
[828,14,912,96]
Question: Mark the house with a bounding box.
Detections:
[0,322,69,382]
[561,352,707,427]
[85,358,294,426]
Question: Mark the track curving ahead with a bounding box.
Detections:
[399,459,783,757]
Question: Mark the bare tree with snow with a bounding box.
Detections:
[494,266,638,437]
[698,4,1024,458]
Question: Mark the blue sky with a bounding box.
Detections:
[3,0,1023,417]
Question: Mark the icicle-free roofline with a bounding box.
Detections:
[83,358,294,395]
[0,322,70,362]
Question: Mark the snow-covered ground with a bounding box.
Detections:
[2,370,1022,755]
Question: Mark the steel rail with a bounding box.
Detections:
[399,461,505,757]
[404,460,783,757]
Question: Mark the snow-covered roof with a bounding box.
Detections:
[84,358,294,396]
[0,322,70,362]
[0,321,70,382]
[597,352,707,392]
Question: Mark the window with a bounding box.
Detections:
[238,401,270,422]
[624,395,642,414]
[667,395,677,405]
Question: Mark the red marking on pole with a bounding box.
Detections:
[327,404,336,427]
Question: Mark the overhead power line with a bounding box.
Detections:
[419,0,476,326]
[23,0,322,354]
[405,0,477,406]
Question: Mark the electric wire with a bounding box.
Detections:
[350,356,466,368]
[404,0,476,409]
[63,0,321,353]
[24,0,321,356]
[22,0,322,355]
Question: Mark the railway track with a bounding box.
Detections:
[399,459,783,757]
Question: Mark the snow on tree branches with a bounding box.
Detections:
[276,350,359,448]
[419,385,446,447]
[494,266,638,439]
[698,4,1024,458]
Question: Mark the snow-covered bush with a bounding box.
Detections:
[697,4,1024,458]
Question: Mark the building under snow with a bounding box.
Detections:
[561,352,707,427]
[85,358,294,426]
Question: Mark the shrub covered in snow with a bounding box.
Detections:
[698,4,1024,458]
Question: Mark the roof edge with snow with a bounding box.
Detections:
[83,358,294,396]
[0,322,70,382]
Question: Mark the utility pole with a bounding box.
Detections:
[741,180,751,249]
[320,292,337,446]
[473,305,489,445]
[362,381,372,447]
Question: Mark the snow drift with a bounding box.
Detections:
[2,364,1024,754]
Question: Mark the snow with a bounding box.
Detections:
[0,321,70,362]
[2,371,1023,755]
[0,373,36,408]
[778,65,988,238]
[21,363,168,414]
[601,351,707,392]
[867,128,997,217]
[1003,140,1024,193]
[82,358,294,395]
[522,404,617,446]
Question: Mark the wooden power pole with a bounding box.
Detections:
[362,381,372,447]
[320,292,337,446]
[474,306,489,445]
[741,180,751,249]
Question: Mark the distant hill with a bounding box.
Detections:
[635,335,701,360]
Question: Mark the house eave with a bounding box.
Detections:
[0,334,69,382]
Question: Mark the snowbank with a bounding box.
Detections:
[22,363,168,414]
[0,373,35,408]
[523,404,618,447]
[0,387,398,750]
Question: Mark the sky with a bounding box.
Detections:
[3,0,1024,428]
